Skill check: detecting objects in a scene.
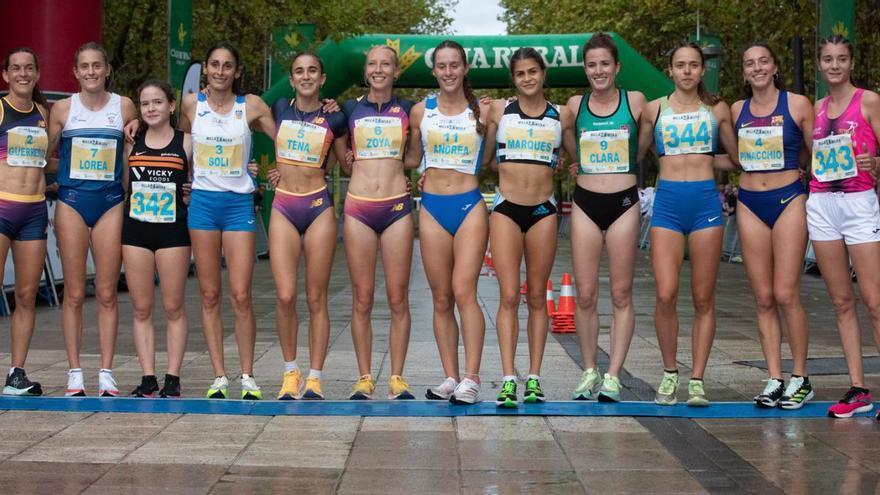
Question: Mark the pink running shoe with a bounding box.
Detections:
[827,387,873,418]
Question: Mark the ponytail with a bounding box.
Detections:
[462,76,485,136]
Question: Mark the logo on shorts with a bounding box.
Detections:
[532,205,549,216]
[708,216,720,222]
[310,197,324,208]
[780,193,798,205]
[461,203,473,211]
[391,202,404,212]
[621,197,632,208]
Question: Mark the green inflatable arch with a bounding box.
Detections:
[253,33,672,221]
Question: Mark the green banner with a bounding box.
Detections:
[167,0,192,100]
[269,24,316,88]
[689,33,721,95]
[816,0,854,98]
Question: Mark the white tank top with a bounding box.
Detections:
[59,93,125,189]
[190,92,253,193]
[419,95,483,175]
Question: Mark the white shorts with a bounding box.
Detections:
[806,190,880,245]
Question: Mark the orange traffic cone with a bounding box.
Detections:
[521,282,528,303]
[481,248,496,277]
[545,279,556,315]
[552,273,576,333]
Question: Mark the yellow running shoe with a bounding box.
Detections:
[277,370,302,400]
[350,374,375,400]
[301,376,324,400]
[388,375,415,400]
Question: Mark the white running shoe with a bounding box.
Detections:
[450,378,481,405]
[66,369,85,397]
[426,376,458,400]
[241,374,263,400]
[98,370,119,397]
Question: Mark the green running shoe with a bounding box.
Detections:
[597,373,622,402]
[206,375,229,399]
[687,379,709,407]
[572,368,601,400]
[654,371,678,405]
[524,377,545,403]
[496,379,518,408]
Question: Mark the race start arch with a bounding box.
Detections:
[261,32,673,103]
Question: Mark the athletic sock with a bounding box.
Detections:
[502,375,516,382]
[308,369,321,379]
[527,374,540,381]
[284,360,299,373]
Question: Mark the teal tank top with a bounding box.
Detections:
[575,89,639,175]
[652,96,718,157]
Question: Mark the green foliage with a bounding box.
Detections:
[103,0,455,97]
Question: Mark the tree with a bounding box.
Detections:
[103,0,455,97]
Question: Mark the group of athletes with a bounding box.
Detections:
[0,32,879,419]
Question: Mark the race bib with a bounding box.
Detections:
[276,120,327,167]
[661,111,713,156]
[129,181,176,223]
[194,134,242,177]
[70,137,116,180]
[579,129,630,173]
[502,122,556,164]
[812,134,857,183]
[353,117,403,159]
[425,124,477,168]
[738,127,784,171]
[6,126,47,167]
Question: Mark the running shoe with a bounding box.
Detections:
[779,376,813,410]
[388,375,415,400]
[159,374,181,398]
[206,375,229,399]
[687,379,709,407]
[426,376,458,400]
[3,368,42,396]
[277,369,303,400]
[65,369,85,397]
[654,371,679,405]
[572,368,601,400]
[754,378,784,408]
[350,374,375,400]
[98,370,119,397]
[130,375,159,398]
[597,373,622,403]
[450,378,480,405]
[828,387,873,418]
[496,379,518,408]
[301,376,324,400]
[524,377,546,403]
[241,374,263,400]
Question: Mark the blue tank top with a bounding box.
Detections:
[734,90,802,173]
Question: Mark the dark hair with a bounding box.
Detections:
[741,42,784,98]
[135,78,177,137]
[74,41,109,66]
[817,34,855,85]
[509,47,546,77]
[3,47,45,106]
[582,32,619,64]
[204,41,243,95]
[668,41,719,106]
[432,40,485,136]
[290,51,324,75]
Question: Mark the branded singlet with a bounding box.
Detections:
[735,90,802,173]
[811,88,878,193]
[191,92,253,193]
[576,89,638,174]
[342,95,412,161]
[273,98,347,169]
[420,95,484,175]
[59,93,125,190]
[126,129,188,224]
[496,99,561,168]
[653,96,718,157]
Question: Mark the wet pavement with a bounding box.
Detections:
[1,224,879,494]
